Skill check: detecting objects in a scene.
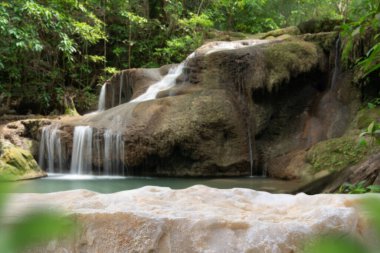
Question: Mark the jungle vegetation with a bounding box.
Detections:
[0,0,378,114]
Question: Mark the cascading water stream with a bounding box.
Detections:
[98,84,107,111]
[103,129,125,175]
[70,126,93,174]
[119,72,124,105]
[331,35,341,92]
[131,63,186,103]
[38,124,66,173]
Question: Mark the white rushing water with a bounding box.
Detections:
[70,126,93,174]
[97,84,107,111]
[130,62,185,103]
[196,40,268,55]
[103,129,125,175]
[38,125,65,173]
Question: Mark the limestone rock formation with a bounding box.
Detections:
[0,24,357,180]
[41,35,343,177]
[0,140,46,179]
[6,186,371,253]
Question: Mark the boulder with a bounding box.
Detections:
[34,33,361,178]
[298,19,342,34]
[6,186,372,253]
[0,140,46,180]
[50,37,332,176]
[64,89,250,176]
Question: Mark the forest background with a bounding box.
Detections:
[0,0,378,114]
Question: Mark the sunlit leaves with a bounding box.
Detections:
[73,21,105,44]
[121,11,148,25]
[341,0,380,78]
[179,13,214,30]
[0,0,106,113]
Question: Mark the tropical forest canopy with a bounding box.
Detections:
[0,0,379,114]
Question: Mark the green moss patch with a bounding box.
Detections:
[262,39,321,91]
[261,26,300,39]
[354,107,380,130]
[306,133,377,174]
[0,141,45,180]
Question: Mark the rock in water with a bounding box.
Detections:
[7,186,368,253]
[0,140,46,180]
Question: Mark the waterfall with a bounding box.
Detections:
[96,40,267,109]
[119,72,124,105]
[331,35,341,91]
[131,63,185,103]
[40,40,270,176]
[70,126,93,174]
[103,129,125,175]
[98,84,107,111]
[38,125,66,173]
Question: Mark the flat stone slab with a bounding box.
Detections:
[6,185,369,253]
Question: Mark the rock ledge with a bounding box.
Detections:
[7,185,368,253]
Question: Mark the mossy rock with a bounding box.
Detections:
[298,19,342,34]
[0,140,46,180]
[262,38,321,91]
[205,29,249,42]
[300,31,338,52]
[306,133,378,174]
[353,107,380,129]
[261,26,300,39]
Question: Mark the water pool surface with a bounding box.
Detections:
[13,174,304,193]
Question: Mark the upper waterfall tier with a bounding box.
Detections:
[96,39,270,111]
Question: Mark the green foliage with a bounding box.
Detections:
[0,0,361,114]
[359,120,380,146]
[338,181,380,193]
[0,0,105,114]
[341,0,380,80]
[306,134,372,174]
[303,196,380,253]
[0,176,76,252]
[304,234,368,253]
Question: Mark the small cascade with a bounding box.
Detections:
[70,126,93,174]
[38,125,66,173]
[331,35,341,92]
[103,129,125,175]
[302,36,346,146]
[197,40,267,55]
[119,71,124,105]
[98,84,107,111]
[247,127,254,177]
[131,63,186,103]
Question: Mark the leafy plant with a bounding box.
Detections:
[0,176,76,252]
[341,0,380,80]
[338,181,380,194]
[359,120,380,146]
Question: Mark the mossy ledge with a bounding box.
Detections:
[0,140,46,180]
